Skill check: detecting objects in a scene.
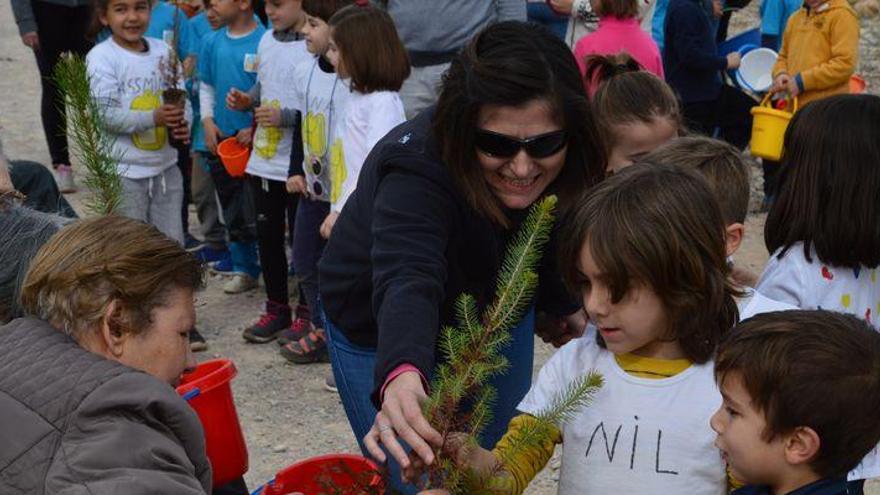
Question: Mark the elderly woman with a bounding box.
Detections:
[318,21,605,492]
[0,216,211,493]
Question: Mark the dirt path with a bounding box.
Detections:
[1,1,876,491]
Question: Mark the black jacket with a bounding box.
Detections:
[663,0,727,104]
[319,108,577,403]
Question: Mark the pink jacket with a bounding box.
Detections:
[574,16,664,80]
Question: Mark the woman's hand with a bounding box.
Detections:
[21,31,39,51]
[363,371,443,471]
[535,309,587,347]
[548,0,574,14]
[401,432,498,483]
[320,211,339,239]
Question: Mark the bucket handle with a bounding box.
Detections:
[181,387,201,401]
[761,93,798,113]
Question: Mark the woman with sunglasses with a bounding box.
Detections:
[318,21,605,493]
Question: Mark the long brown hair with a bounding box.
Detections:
[329,5,410,93]
[559,163,740,363]
[20,216,204,340]
[433,21,605,228]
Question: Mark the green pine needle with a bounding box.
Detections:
[535,372,604,426]
[53,53,123,215]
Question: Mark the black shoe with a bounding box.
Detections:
[242,300,293,343]
[189,329,208,352]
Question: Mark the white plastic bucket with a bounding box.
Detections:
[737,48,778,93]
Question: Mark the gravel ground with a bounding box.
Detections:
[1,1,877,492]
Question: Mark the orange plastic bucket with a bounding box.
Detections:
[253,454,384,495]
[177,359,248,487]
[217,138,250,177]
[750,94,797,161]
[850,74,867,94]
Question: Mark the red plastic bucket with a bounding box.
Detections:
[217,138,250,177]
[177,359,248,487]
[254,454,384,495]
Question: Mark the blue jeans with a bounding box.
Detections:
[527,3,569,40]
[325,308,535,493]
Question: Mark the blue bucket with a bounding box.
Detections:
[718,28,760,56]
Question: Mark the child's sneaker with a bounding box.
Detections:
[223,273,257,294]
[55,164,77,194]
[189,328,208,352]
[184,233,204,252]
[196,245,231,264]
[209,257,234,274]
[277,317,314,346]
[280,328,329,364]
[324,373,337,393]
[242,300,292,343]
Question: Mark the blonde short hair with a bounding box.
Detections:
[20,216,204,339]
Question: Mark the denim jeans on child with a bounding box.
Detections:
[325,307,536,494]
[120,165,184,245]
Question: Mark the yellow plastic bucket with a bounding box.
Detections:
[749,94,797,161]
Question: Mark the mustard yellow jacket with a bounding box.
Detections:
[772,0,860,106]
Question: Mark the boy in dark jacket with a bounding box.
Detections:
[663,0,755,149]
[712,311,880,495]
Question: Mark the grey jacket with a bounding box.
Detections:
[0,317,212,494]
[11,0,90,36]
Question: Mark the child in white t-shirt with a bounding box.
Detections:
[642,136,796,319]
[422,164,740,494]
[318,4,409,239]
[87,0,191,244]
[756,95,880,332]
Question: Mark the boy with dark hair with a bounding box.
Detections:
[712,310,880,494]
[199,0,266,294]
[644,136,794,317]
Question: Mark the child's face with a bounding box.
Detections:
[302,14,330,55]
[205,0,224,29]
[606,117,678,174]
[212,0,245,24]
[100,0,150,49]
[326,31,347,78]
[710,372,788,487]
[264,0,303,32]
[577,242,682,359]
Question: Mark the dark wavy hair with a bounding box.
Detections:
[765,94,880,269]
[432,21,606,228]
[559,163,740,363]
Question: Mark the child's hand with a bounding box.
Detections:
[401,432,499,484]
[320,211,339,239]
[171,120,191,145]
[725,52,741,70]
[203,118,222,154]
[235,127,253,147]
[254,106,282,127]
[226,88,252,111]
[286,175,308,196]
[772,74,792,94]
[154,104,185,127]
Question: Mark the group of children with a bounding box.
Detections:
[85,0,409,361]
[78,0,880,492]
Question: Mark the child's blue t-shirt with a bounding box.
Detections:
[146,1,195,58]
[189,14,215,153]
[199,24,266,137]
[760,0,802,46]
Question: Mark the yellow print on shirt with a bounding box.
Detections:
[329,137,346,204]
[130,90,166,151]
[254,99,282,159]
[303,111,327,157]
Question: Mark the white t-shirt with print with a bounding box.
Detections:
[517,329,726,495]
[87,37,190,179]
[246,31,311,182]
[291,58,349,202]
[331,90,405,212]
[756,242,880,329]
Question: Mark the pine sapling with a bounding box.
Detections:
[53,53,123,215]
[159,4,187,107]
[420,195,603,493]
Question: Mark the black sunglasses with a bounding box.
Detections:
[475,129,567,159]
